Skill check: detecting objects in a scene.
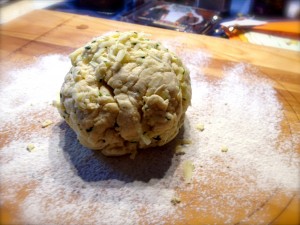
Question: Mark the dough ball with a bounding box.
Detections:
[57,31,191,156]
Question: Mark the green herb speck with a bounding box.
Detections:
[86,126,94,132]
[153,136,161,141]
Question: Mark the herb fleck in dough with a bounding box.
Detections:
[57,31,192,156]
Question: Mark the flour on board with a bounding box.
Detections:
[0,49,299,224]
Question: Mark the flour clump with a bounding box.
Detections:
[57,31,191,156]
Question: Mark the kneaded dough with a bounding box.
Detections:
[57,31,191,156]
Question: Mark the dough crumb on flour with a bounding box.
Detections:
[171,197,181,205]
[26,143,36,152]
[41,119,53,128]
[182,160,195,184]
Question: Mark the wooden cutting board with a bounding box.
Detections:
[0,9,299,225]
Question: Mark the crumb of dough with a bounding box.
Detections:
[196,123,205,131]
[41,119,53,128]
[180,139,192,145]
[57,31,192,156]
[175,145,185,155]
[221,146,228,152]
[175,139,192,155]
[26,143,36,152]
[52,97,60,108]
[129,149,137,160]
[171,197,181,205]
[182,160,195,184]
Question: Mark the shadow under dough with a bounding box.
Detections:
[58,122,184,183]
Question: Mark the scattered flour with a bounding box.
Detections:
[0,48,299,225]
[0,54,70,124]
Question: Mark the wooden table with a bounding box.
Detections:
[0,9,299,225]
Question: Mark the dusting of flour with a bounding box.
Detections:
[0,51,299,225]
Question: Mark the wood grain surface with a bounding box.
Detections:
[0,9,299,225]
